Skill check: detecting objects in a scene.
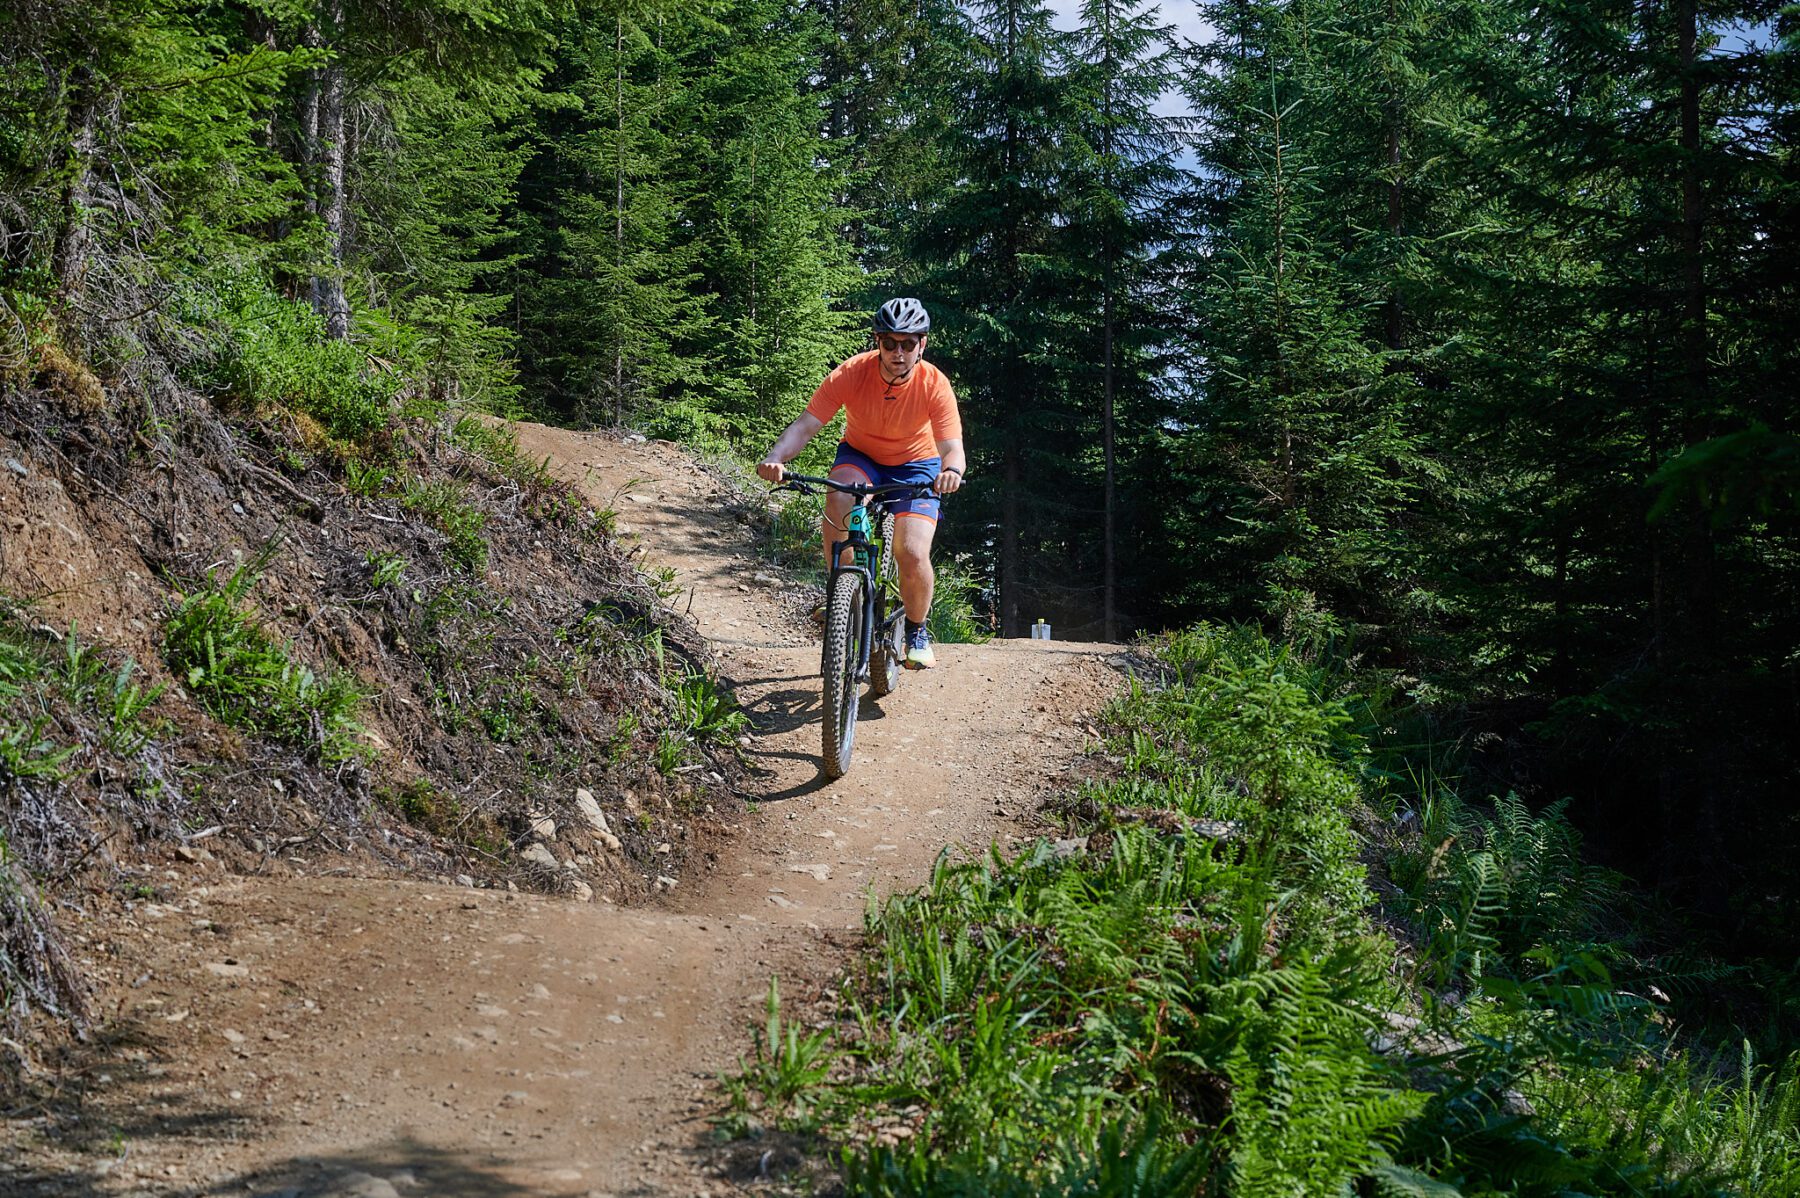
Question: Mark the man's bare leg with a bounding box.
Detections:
[894,514,937,625]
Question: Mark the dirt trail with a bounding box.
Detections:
[11,426,1123,1198]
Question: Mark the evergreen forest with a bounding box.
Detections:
[4,0,1799,1191]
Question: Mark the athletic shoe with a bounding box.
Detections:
[904,623,935,670]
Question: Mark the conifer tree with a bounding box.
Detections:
[1176,0,1431,643]
[905,0,1076,636]
[675,0,864,445]
[1058,0,1186,639]
[511,0,714,424]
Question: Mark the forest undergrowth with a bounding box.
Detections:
[725,625,1800,1196]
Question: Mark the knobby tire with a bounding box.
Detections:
[821,569,865,779]
[868,511,902,699]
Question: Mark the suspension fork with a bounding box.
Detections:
[828,500,878,680]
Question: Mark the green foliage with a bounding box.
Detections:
[653,729,687,776]
[731,975,836,1120]
[400,475,489,572]
[449,414,555,490]
[926,555,991,645]
[161,552,367,763]
[365,551,408,591]
[672,671,747,745]
[179,276,402,443]
[343,459,396,498]
[1390,791,1619,989]
[0,714,74,788]
[1,612,165,771]
[845,1115,1213,1197]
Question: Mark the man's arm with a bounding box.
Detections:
[934,437,966,495]
[757,412,826,482]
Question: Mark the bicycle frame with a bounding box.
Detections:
[775,473,930,682]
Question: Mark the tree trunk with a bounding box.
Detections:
[1101,0,1118,643]
[52,65,103,313]
[1002,439,1021,637]
[614,13,627,425]
[308,0,350,339]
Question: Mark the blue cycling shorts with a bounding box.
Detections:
[831,442,942,523]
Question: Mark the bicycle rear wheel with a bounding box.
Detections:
[868,511,902,699]
[820,569,865,779]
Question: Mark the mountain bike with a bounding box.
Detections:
[773,472,937,779]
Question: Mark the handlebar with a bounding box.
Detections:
[772,472,940,501]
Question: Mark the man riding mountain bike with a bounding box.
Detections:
[757,298,966,669]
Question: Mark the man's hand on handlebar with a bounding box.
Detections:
[756,460,786,484]
[933,467,963,496]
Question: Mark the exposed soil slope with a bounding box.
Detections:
[6,423,1125,1198]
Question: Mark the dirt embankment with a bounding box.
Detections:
[3,410,1126,1197]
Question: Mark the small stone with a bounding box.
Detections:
[655,842,672,854]
[455,874,476,888]
[528,812,556,841]
[205,962,249,978]
[324,1172,400,1198]
[221,1028,246,1044]
[654,875,677,892]
[520,844,559,869]
[574,789,611,836]
[4,458,27,477]
[570,880,594,903]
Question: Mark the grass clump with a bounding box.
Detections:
[926,554,990,645]
[450,414,554,489]
[400,474,488,572]
[1,608,166,778]
[162,552,367,763]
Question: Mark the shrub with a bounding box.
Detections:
[179,275,401,443]
[927,554,990,645]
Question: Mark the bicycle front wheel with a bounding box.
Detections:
[820,569,865,779]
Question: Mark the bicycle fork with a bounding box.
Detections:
[828,504,878,682]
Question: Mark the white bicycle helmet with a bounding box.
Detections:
[873,297,931,335]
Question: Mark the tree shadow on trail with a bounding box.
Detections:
[196,1135,668,1197]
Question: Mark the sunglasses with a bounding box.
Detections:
[877,335,921,353]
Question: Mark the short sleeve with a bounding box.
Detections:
[805,361,852,424]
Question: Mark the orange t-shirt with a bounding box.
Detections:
[804,351,963,466]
